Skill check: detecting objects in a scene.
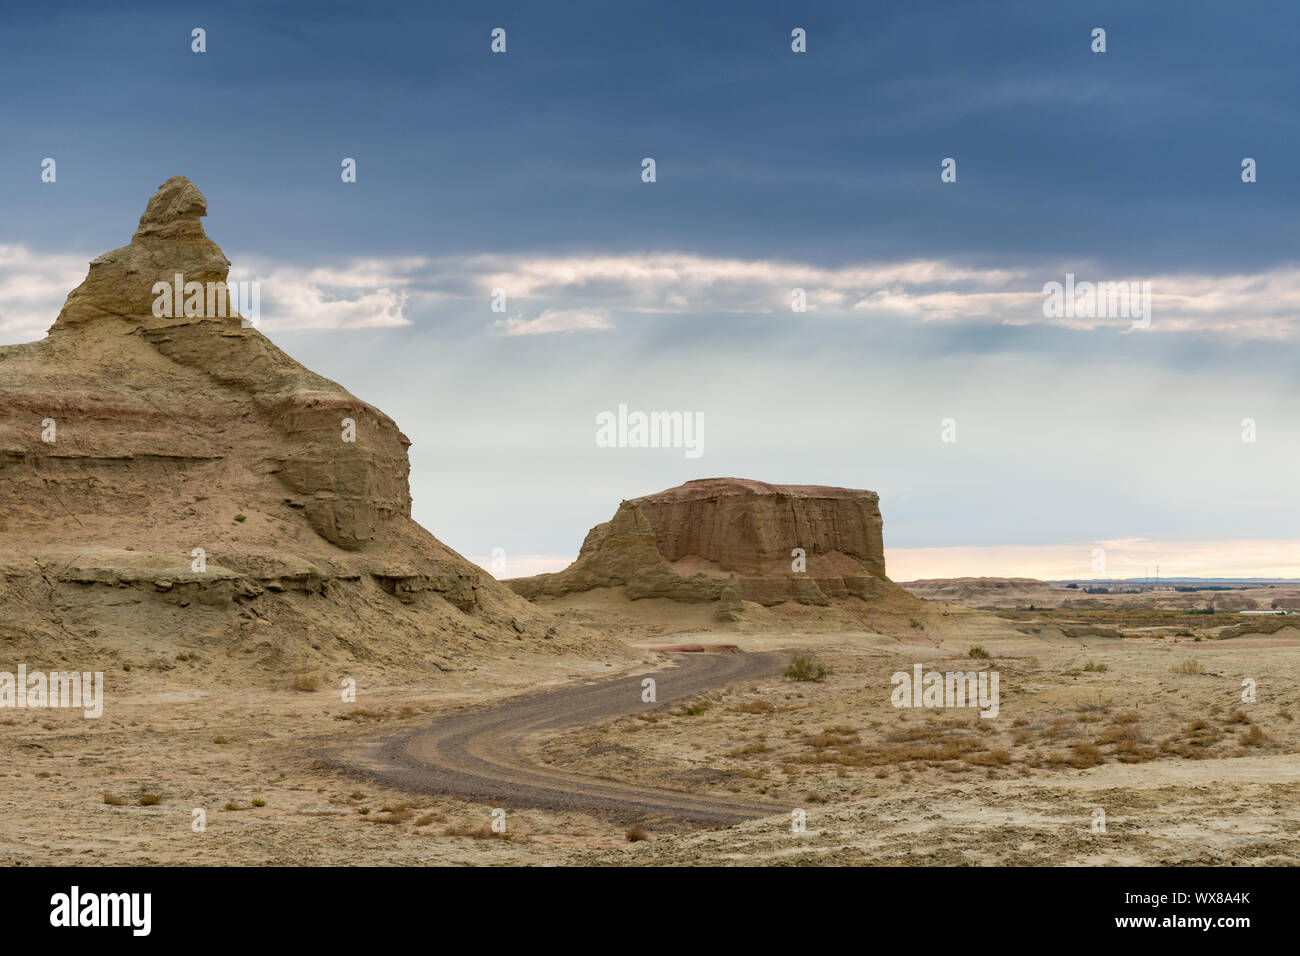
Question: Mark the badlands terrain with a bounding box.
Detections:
[1,179,1297,866]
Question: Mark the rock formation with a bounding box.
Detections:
[508,478,915,615]
[0,176,607,679]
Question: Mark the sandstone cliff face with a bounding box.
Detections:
[508,477,910,611]
[0,177,606,677]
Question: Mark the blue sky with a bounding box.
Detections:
[2,1,1298,578]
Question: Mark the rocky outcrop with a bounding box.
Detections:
[508,477,911,609]
[0,176,608,677]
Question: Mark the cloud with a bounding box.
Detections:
[7,244,1300,342]
[493,308,613,336]
[0,245,94,339]
[231,257,416,330]
[432,252,1300,340]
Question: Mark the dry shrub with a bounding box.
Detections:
[1112,738,1159,763]
[1160,718,1223,758]
[1097,722,1141,744]
[731,699,775,714]
[103,793,126,806]
[964,748,1012,767]
[371,808,414,825]
[674,699,713,717]
[806,730,859,749]
[335,708,390,721]
[444,822,504,840]
[291,674,321,692]
[784,655,831,682]
[625,825,651,842]
[1044,718,1073,741]
[1051,741,1105,769]
[138,793,161,806]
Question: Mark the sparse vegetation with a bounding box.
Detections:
[444,821,508,840]
[785,655,831,682]
[968,645,991,659]
[1170,659,1205,675]
[1083,661,1108,672]
[334,705,421,722]
[138,793,161,806]
[1059,741,1105,769]
[370,805,414,824]
[291,673,321,692]
[625,825,651,842]
[103,793,125,806]
[674,698,713,717]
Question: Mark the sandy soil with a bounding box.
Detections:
[2,596,1296,866]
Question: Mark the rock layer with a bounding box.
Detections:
[508,477,909,611]
[0,176,605,677]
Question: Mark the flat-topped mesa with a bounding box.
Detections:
[632,478,885,578]
[508,477,905,609]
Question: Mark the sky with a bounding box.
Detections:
[1,1,1297,580]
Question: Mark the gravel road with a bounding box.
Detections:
[333,651,790,826]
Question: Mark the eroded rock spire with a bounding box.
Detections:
[52,175,231,330]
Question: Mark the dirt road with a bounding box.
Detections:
[332,651,789,826]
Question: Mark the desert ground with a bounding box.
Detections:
[4,586,1297,867]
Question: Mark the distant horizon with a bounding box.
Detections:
[473,538,1300,584]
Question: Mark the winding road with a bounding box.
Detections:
[331,651,790,826]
